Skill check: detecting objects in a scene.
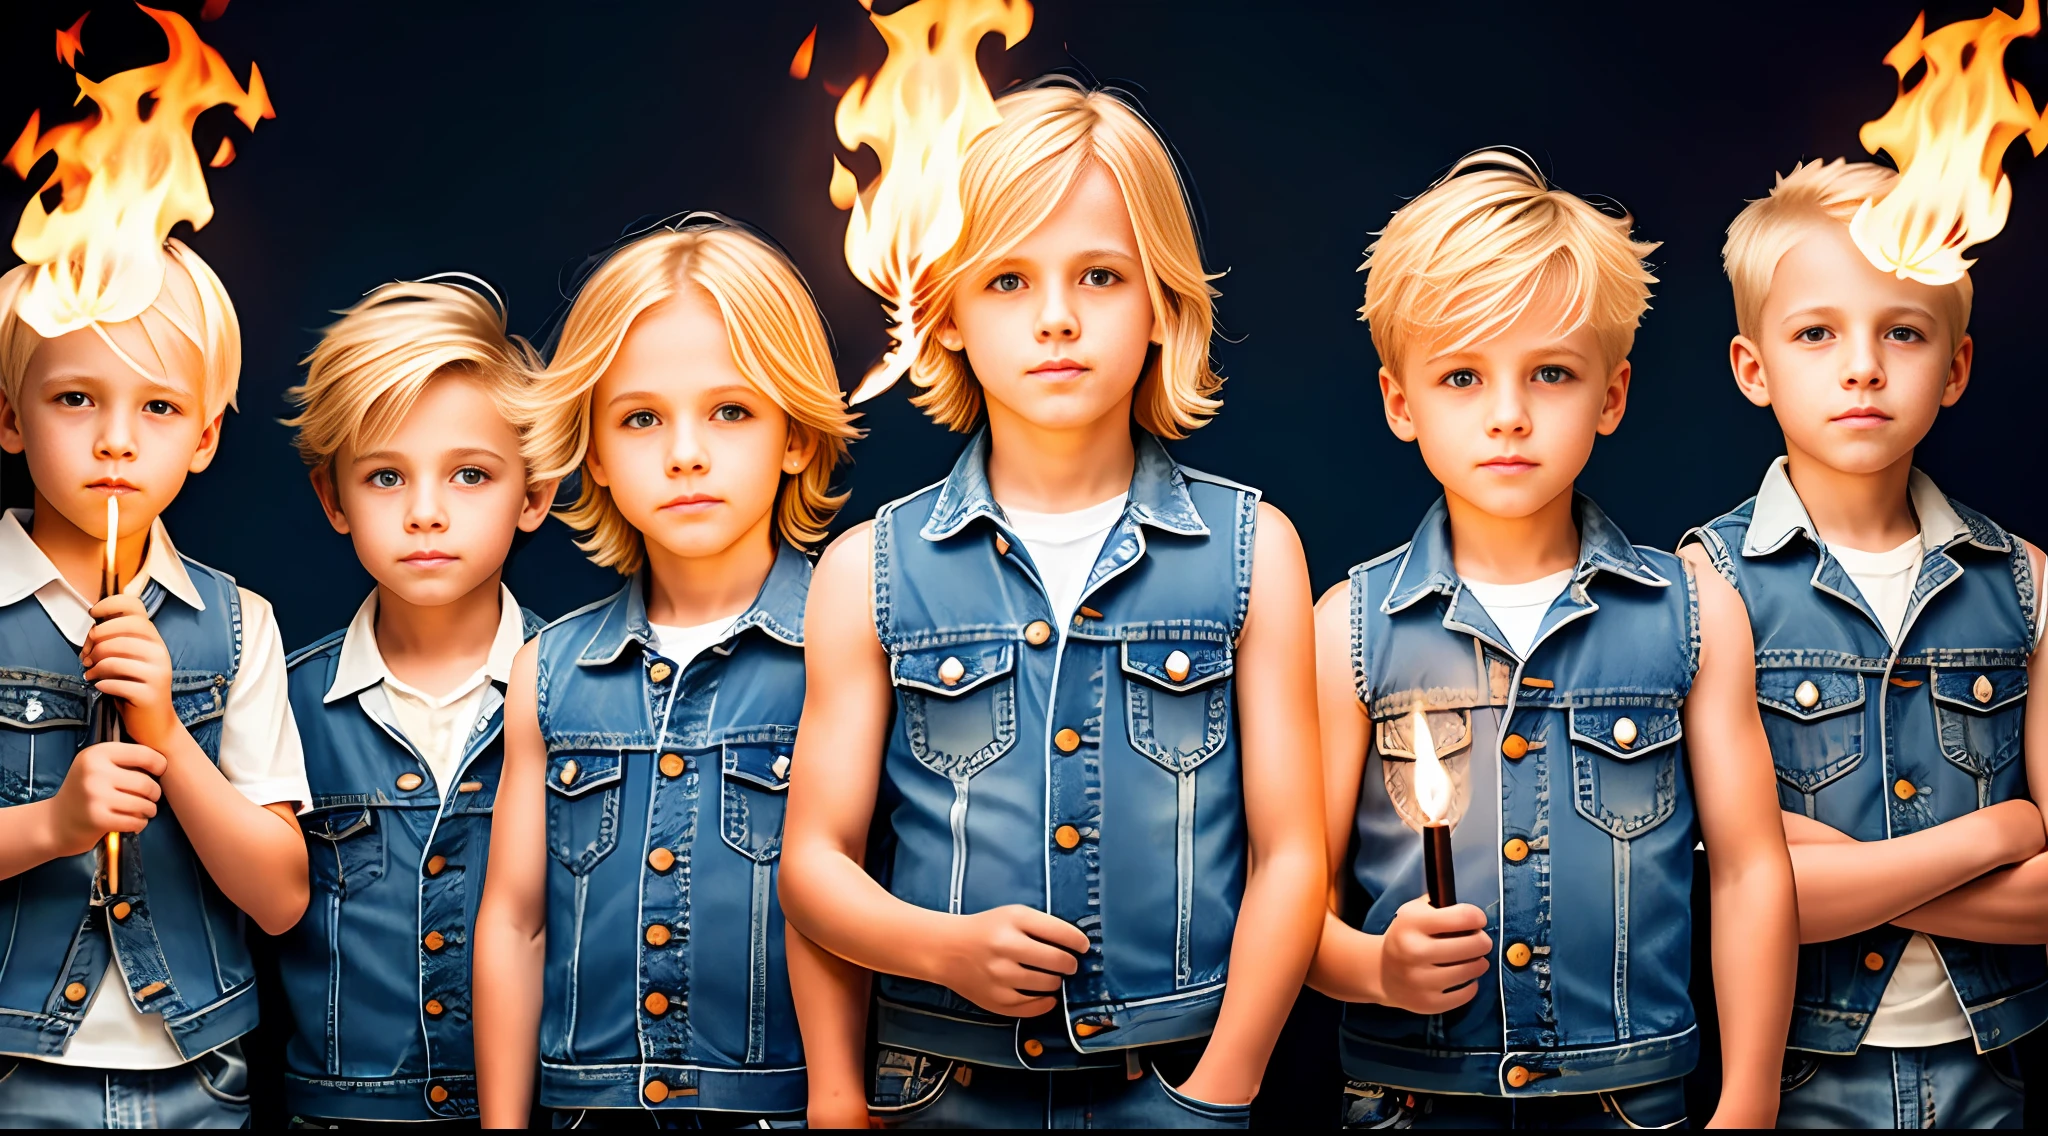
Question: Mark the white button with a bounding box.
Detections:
[1612,716,1639,749]
[1795,680,1820,709]
[938,657,966,686]
[1164,650,1192,684]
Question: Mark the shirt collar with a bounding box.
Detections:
[919,428,1208,543]
[575,539,813,666]
[326,583,527,703]
[0,507,204,612]
[1382,493,1669,615]
[1740,456,1990,558]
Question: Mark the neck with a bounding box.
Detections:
[644,513,778,628]
[374,572,504,697]
[1781,445,1918,553]
[1443,485,1582,585]
[29,491,150,600]
[983,394,1137,514]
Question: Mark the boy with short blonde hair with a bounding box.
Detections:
[276,277,553,1124]
[1310,150,1798,1129]
[1687,158,2048,1129]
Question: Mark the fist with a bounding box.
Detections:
[1379,896,1492,1015]
[936,904,1091,1017]
[48,742,167,858]
[82,595,178,751]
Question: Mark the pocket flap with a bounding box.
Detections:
[1375,707,1473,760]
[892,642,1016,697]
[1570,705,1682,759]
[170,672,226,728]
[1119,639,1233,693]
[0,680,86,730]
[724,740,793,792]
[545,752,624,798]
[1756,668,1864,720]
[1932,666,2028,714]
[306,805,374,842]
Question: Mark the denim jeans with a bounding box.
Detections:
[0,1043,249,1128]
[1776,1040,2025,1129]
[548,1109,804,1129]
[868,1045,1249,1129]
[1341,1077,1687,1129]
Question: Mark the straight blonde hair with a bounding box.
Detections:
[1361,150,1659,370]
[527,226,859,574]
[911,78,1222,437]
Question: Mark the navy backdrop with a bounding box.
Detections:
[5,0,2047,1126]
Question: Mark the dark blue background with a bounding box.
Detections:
[5,0,2047,1126]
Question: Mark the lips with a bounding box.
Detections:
[1832,407,1893,428]
[1027,358,1088,381]
[87,479,138,494]
[401,551,458,568]
[1479,458,1537,473]
[660,494,722,512]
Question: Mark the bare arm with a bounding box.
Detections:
[474,640,547,1128]
[784,920,870,1126]
[1679,547,1797,1129]
[1173,505,1326,1107]
[1777,802,2041,943]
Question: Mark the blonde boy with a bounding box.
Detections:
[1686,159,2048,1129]
[0,241,310,1127]
[1309,150,1797,1129]
[276,277,552,1124]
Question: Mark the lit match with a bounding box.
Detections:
[1410,708,1455,908]
[99,493,122,896]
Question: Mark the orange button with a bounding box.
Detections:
[63,982,87,1003]
[648,662,673,684]
[111,901,131,921]
[1501,734,1529,760]
[1025,621,1052,646]
[557,760,579,786]
[1506,1065,1532,1088]
[396,772,424,792]
[1022,1038,1045,1057]
[1865,952,1886,972]
[660,753,686,778]
[644,991,670,1016]
[648,847,676,872]
[1055,825,1081,850]
[1503,838,1530,863]
[425,998,444,1017]
[644,1079,669,1103]
[646,924,672,947]
[1505,942,1532,968]
[1054,728,1081,753]
[1073,1021,1106,1037]
[135,981,165,1000]
[995,535,1011,557]
[425,855,446,877]
[423,931,446,952]
[1894,779,1916,800]
[429,1084,449,1104]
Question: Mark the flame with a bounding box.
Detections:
[829,0,1034,404]
[790,26,818,81]
[1851,0,2048,285]
[1411,708,1451,825]
[6,6,274,339]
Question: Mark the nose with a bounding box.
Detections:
[403,480,449,534]
[94,405,137,463]
[1842,333,1886,391]
[1482,377,1532,439]
[669,419,710,476]
[1033,279,1080,344]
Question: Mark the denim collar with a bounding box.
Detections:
[1740,456,2002,557]
[1382,493,1669,616]
[575,539,811,666]
[919,428,1209,543]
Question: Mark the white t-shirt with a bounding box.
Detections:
[0,510,309,1070]
[1462,569,1575,659]
[1003,494,1127,624]
[650,617,737,675]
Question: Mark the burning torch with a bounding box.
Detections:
[1409,708,1455,908]
[95,494,124,895]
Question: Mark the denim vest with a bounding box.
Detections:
[868,430,1258,1070]
[0,562,253,1061]
[1342,497,1702,1097]
[1687,470,2047,1055]
[533,543,811,1113]
[274,605,544,1120]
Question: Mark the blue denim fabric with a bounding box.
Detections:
[1688,488,2047,1056]
[273,606,544,1121]
[0,555,259,1062]
[1340,1075,1687,1129]
[867,1045,1249,1129]
[0,1043,250,1128]
[531,543,811,1114]
[1342,496,1703,1097]
[1775,1037,2024,1128]
[548,1107,803,1128]
[866,430,1259,1071]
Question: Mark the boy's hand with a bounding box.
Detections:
[82,595,179,752]
[1379,897,1492,1014]
[46,741,166,858]
[934,904,1090,1017]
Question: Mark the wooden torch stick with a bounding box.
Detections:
[100,493,121,896]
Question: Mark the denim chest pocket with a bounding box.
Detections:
[721,729,795,862]
[1756,668,1865,804]
[1933,665,2028,781]
[893,642,1017,779]
[305,805,386,897]
[1373,706,1475,831]
[1569,704,1683,839]
[0,675,87,805]
[545,751,624,875]
[1122,639,1234,774]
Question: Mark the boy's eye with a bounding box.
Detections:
[712,403,752,423]
[623,410,659,429]
[988,272,1025,293]
[453,467,489,487]
[142,399,178,416]
[1533,365,1572,384]
[1441,369,1481,390]
[1884,325,1924,343]
[56,391,91,408]
[1795,326,1831,344]
[368,469,403,489]
[1080,267,1120,287]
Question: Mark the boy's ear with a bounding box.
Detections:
[935,318,964,353]
[185,411,226,474]
[1940,334,1974,409]
[781,424,820,476]
[0,388,23,455]
[308,465,351,535]
[1596,359,1632,437]
[1729,335,1773,409]
[518,477,559,533]
[1378,366,1418,443]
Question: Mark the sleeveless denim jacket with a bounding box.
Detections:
[532,543,811,1113]
[1687,463,2047,1055]
[274,604,544,1120]
[0,558,252,1061]
[1343,496,1702,1096]
[868,430,1258,1070]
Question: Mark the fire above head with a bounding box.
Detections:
[824,0,1034,404]
[5,5,273,339]
[1411,708,1452,826]
[1850,0,2048,286]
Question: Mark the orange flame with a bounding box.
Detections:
[790,26,818,81]
[1411,709,1451,825]
[1852,0,2048,285]
[5,6,274,339]
[829,0,1033,404]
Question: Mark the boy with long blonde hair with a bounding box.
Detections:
[473,215,857,1126]
[275,276,552,1124]
[1309,150,1796,1129]
[1687,159,2048,1129]
[779,77,1327,1128]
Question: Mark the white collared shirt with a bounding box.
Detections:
[0,508,309,1070]
[324,586,525,796]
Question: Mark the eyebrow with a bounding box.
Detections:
[350,446,509,464]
